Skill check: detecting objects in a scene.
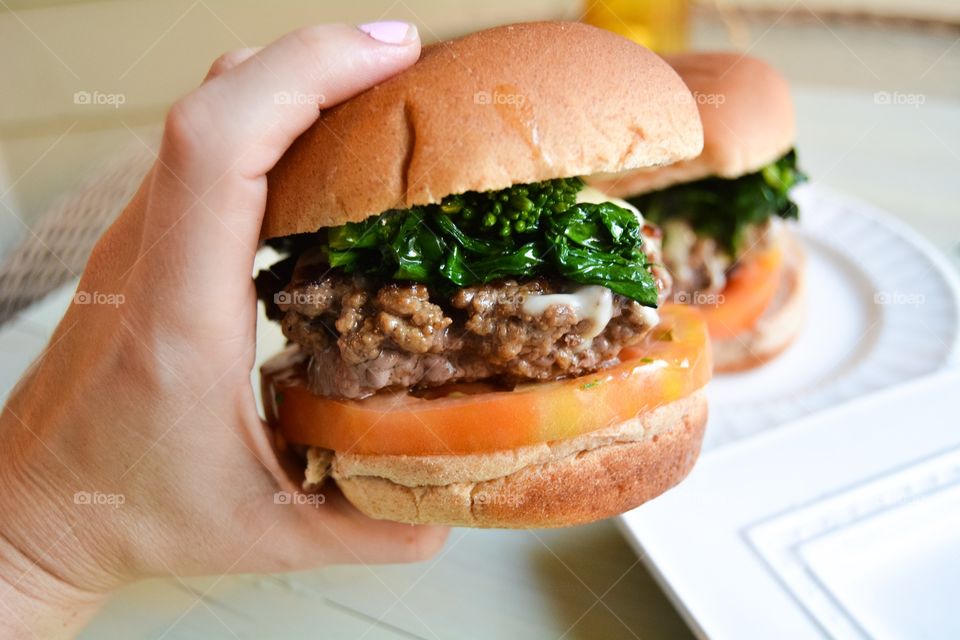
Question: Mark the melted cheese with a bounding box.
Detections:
[522,285,614,341]
[638,305,660,327]
[576,186,644,223]
[518,189,659,341]
[573,187,660,329]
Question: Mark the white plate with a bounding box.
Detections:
[618,369,960,640]
[705,183,960,448]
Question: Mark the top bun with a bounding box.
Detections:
[262,21,703,239]
[589,52,795,198]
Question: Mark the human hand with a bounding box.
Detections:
[0,21,447,639]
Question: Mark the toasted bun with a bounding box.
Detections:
[590,52,795,198]
[262,22,703,239]
[713,230,805,372]
[302,389,706,527]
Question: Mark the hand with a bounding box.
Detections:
[0,21,446,639]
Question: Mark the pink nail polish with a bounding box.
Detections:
[358,21,417,45]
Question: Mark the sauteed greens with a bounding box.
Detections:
[629,150,806,257]
[284,177,660,307]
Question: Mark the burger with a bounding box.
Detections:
[255,22,711,528]
[591,52,808,372]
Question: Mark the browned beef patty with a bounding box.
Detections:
[661,219,775,296]
[273,243,670,399]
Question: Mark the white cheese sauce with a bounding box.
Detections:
[638,305,660,327]
[575,186,645,224]
[522,285,614,341]
[520,187,660,343]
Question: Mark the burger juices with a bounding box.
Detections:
[256,22,712,528]
[592,53,808,371]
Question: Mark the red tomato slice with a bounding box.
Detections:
[262,304,711,455]
[700,247,783,339]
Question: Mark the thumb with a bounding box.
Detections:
[131,23,421,317]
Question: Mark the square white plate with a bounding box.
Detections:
[619,370,960,639]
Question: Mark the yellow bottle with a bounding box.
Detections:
[582,0,689,53]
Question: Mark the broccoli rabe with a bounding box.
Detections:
[629,149,807,257]
[436,177,583,239]
[271,177,661,307]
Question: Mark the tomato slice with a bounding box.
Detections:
[262,304,711,456]
[700,247,783,339]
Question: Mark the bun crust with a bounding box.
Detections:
[263,22,703,239]
[306,389,707,527]
[590,52,795,197]
[713,230,805,372]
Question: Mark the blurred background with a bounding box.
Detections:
[1,2,959,638]
[1,0,958,258]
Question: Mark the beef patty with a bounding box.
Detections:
[264,235,670,400]
[661,219,775,296]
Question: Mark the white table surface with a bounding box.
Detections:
[1,85,958,639]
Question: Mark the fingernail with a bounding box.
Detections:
[358,21,418,45]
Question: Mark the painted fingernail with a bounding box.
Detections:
[358,21,418,45]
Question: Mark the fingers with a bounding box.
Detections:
[132,22,420,329]
[203,47,261,83]
[154,22,419,230]
[261,486,450,570]
[347,523,450,565]
[319,490,450,565]
[263,448,449,566]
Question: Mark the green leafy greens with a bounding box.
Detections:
[299,178,660,307]
[628,150,807,257]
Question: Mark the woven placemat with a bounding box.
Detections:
[0,139,158,325]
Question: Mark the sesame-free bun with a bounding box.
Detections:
[262,21,704,240]
[713,229,805,372]
[590,52,795,198]
[304,389,706,527]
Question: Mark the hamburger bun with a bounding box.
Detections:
[303,390,707,527]
[590,52,795,198]
[712,227,805,372]
[259,22,712,528]
[263,21,704,239]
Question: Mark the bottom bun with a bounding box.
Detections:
[712,230,806,373]
[303,389,707,528]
